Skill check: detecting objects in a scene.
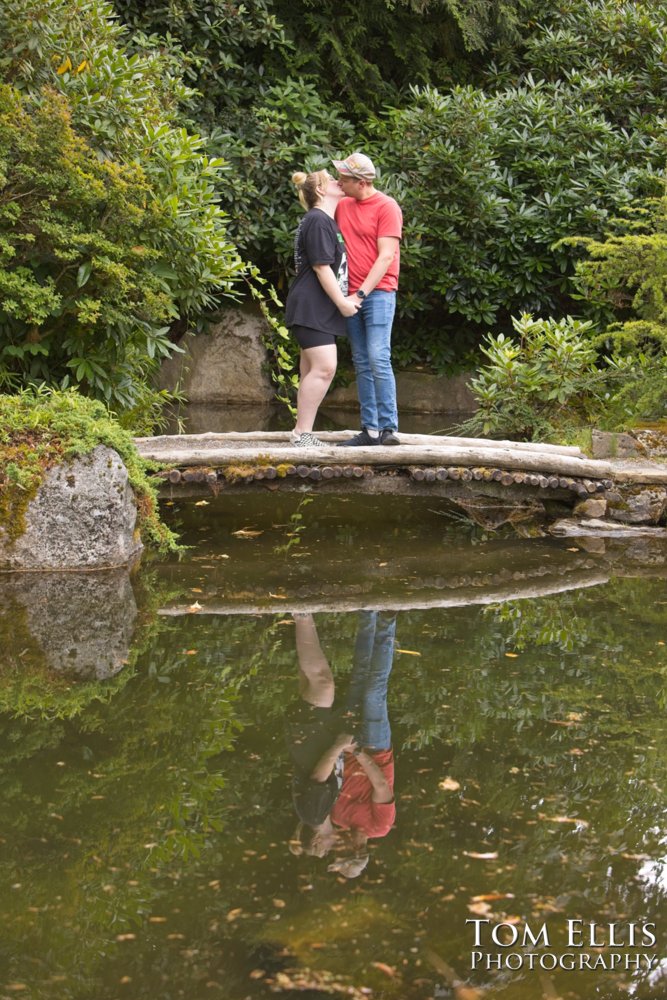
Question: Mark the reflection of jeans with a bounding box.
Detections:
[346,291,398,432]
[346,612,396,751]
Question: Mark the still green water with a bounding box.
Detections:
[1,494,666,1000]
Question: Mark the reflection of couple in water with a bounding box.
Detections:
[286,610,396,878]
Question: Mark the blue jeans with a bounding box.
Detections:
[346,290,398,432]
[345,612,396,751]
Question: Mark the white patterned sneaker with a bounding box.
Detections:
[291,431,327,447]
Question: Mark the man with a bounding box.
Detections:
[333,152,402,447]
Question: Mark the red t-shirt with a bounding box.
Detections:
[330,749,396,838]
[335,192,402,293]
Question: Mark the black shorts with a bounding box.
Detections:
[291,325,337,349]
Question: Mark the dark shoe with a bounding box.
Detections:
[379,429,400,445]
[337,428,380,447]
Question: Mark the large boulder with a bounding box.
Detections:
[0,445,142,571]
[607,487,667,525]
[158,305,275,405]
[0,569,137,679]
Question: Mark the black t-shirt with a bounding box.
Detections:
[285,209,348,337]
[285,699,344,826]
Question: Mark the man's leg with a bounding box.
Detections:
[364,291,398,433]
[346,307,378,431]
[346,611,396,751]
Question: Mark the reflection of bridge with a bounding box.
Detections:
[135,430,667,528]
[155,532,667,617]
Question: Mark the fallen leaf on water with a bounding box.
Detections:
[371,962,397,978]
[505,652,519,658]
[249,970,266,979]
[567,546,580,552]
[269,593,287,599]
[148,916,167,923]
[232,528,263,538]
[272,898,286,908]
[396,648,421,656]
[621,852,651,860]
[471,892,515,902]
[538,814,589,827]
[190,587,203,593]
[184,649,197,656]
[463,851,499,860]
[116,934,136,942]
[467,901,493,916]
[226,908,243,922]
[187,602,202,613]
[439,777,461,792]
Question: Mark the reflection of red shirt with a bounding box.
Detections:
[331,750,396,838]
[336,193,402,293]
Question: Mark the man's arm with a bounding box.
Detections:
[355,750,394,803]
[356,236,400,297]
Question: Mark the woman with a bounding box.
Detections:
[285,170,360,447]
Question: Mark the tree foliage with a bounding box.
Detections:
[4,0,667,399]
[0,85,173,407]
[567,190,667,424]
[370,79,656,365]
[0,0,248,414]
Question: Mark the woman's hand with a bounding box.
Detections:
[339,295,362,318]
[334,732,358,754]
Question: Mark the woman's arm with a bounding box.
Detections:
[310,733,357,783]
[312,263,359,317]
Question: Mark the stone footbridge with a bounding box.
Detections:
[134,431,667,535]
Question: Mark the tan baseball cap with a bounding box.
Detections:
[332,152,376,181]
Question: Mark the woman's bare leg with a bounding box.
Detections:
[294,344,337,434]
[293,613,334,707]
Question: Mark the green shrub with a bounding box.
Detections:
[0,85,177,409]
[0,0,249,415]
[565,190,667,426]
[461,313,608,440]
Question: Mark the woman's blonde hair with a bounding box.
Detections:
[292,169,330,210]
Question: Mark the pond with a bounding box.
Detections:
[1,494,666,1000]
